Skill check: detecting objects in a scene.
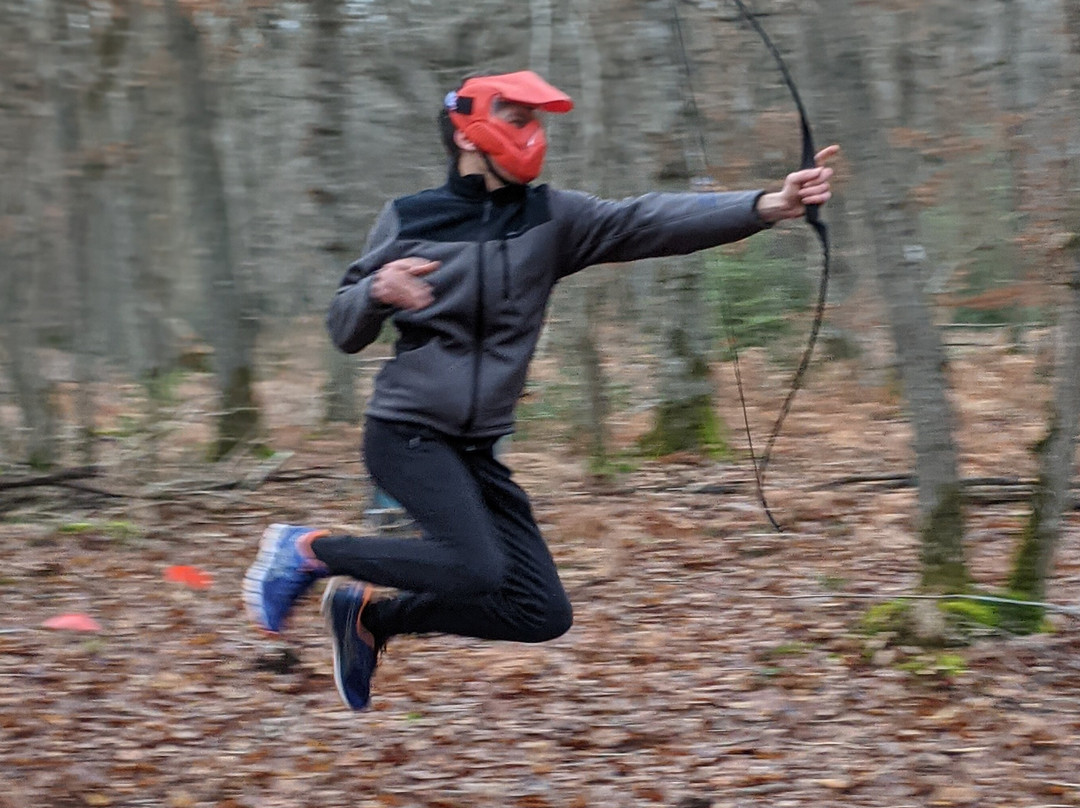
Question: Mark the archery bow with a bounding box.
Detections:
[672,0,831,531]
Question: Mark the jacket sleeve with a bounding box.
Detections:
[326,202,401,354]
[550,188,771,278]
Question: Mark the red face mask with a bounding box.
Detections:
[447,71,574,184]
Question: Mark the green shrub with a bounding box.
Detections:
[705,238,813,355]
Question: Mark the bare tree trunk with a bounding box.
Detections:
[0,1,58,467]
[1,273,59,469]
[163,0,260,458]
[642,256,728,457]
[998,0,1029,223]
[85,8,131,363]
[1007,252,1080,627]
[122,0,171,381]
[311,0,359,423]
[0,247,59,469]
[642,1,727,460]
[529,0,553,79]
[822,0,968,591]
[561,0,610,467]
[800,3,874,366]
[1005,4,1080,629]
[48,0,97,464]
[0,161,59,466]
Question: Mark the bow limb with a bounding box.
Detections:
[671,0,831,530]
[727,0,831,481]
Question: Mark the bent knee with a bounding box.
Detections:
[526,595,573,643]
[545,599,574,640]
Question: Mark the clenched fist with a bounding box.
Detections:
[754,144,840,223]
[371,257,441,311]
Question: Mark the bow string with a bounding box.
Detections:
[672,0,831,531]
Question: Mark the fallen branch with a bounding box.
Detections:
[55,481,124,499]
[809,472,915,490]
[749,591,1080,621]
[808,473,1080,507]
[140,466,360,499]
[0,466,98,492]
[809,473,1032,491]
[240,451,294,490]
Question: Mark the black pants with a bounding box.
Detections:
[311,417,573,644]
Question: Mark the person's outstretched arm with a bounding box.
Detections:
[553,144,839,276]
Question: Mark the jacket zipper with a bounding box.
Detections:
[463,199,492,432]
[500,240,511,301]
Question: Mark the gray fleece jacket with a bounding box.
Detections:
[327,169,769,439]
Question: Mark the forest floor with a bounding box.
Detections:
[2,329,1079,808]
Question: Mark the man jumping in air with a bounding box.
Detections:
[244,70,838,710]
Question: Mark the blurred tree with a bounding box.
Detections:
[529,0,553,78]
[163,0,260,458]
[822,0,968,591]
[1005,4,1080,630]
[562,0,610,467]
[122,0,173,382]
[0,246,58,469]
[85,3,133,364]
[48,0,98,464]
[642,254,727,458]
[0,1,58,467]
[311,0,359,424]
[1007,239,1080,628]
[639,1,727,459]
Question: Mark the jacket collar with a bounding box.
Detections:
[447,164,528,204]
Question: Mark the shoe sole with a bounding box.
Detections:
[321,579,373,710]
[242,524,288,634]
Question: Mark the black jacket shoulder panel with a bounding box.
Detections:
[394,182,552,243]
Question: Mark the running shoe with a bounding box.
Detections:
[243,523,329,633]
[322,578,382,710]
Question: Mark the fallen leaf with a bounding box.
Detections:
[818,778,853,791]
[41,613,102,632]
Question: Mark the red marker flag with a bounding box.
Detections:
[42,613,102,632]
[164,565,213,590]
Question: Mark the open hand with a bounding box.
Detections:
[371,257,441,310]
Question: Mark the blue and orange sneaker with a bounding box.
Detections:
[321,578,383,710]
[243,524,329,634]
